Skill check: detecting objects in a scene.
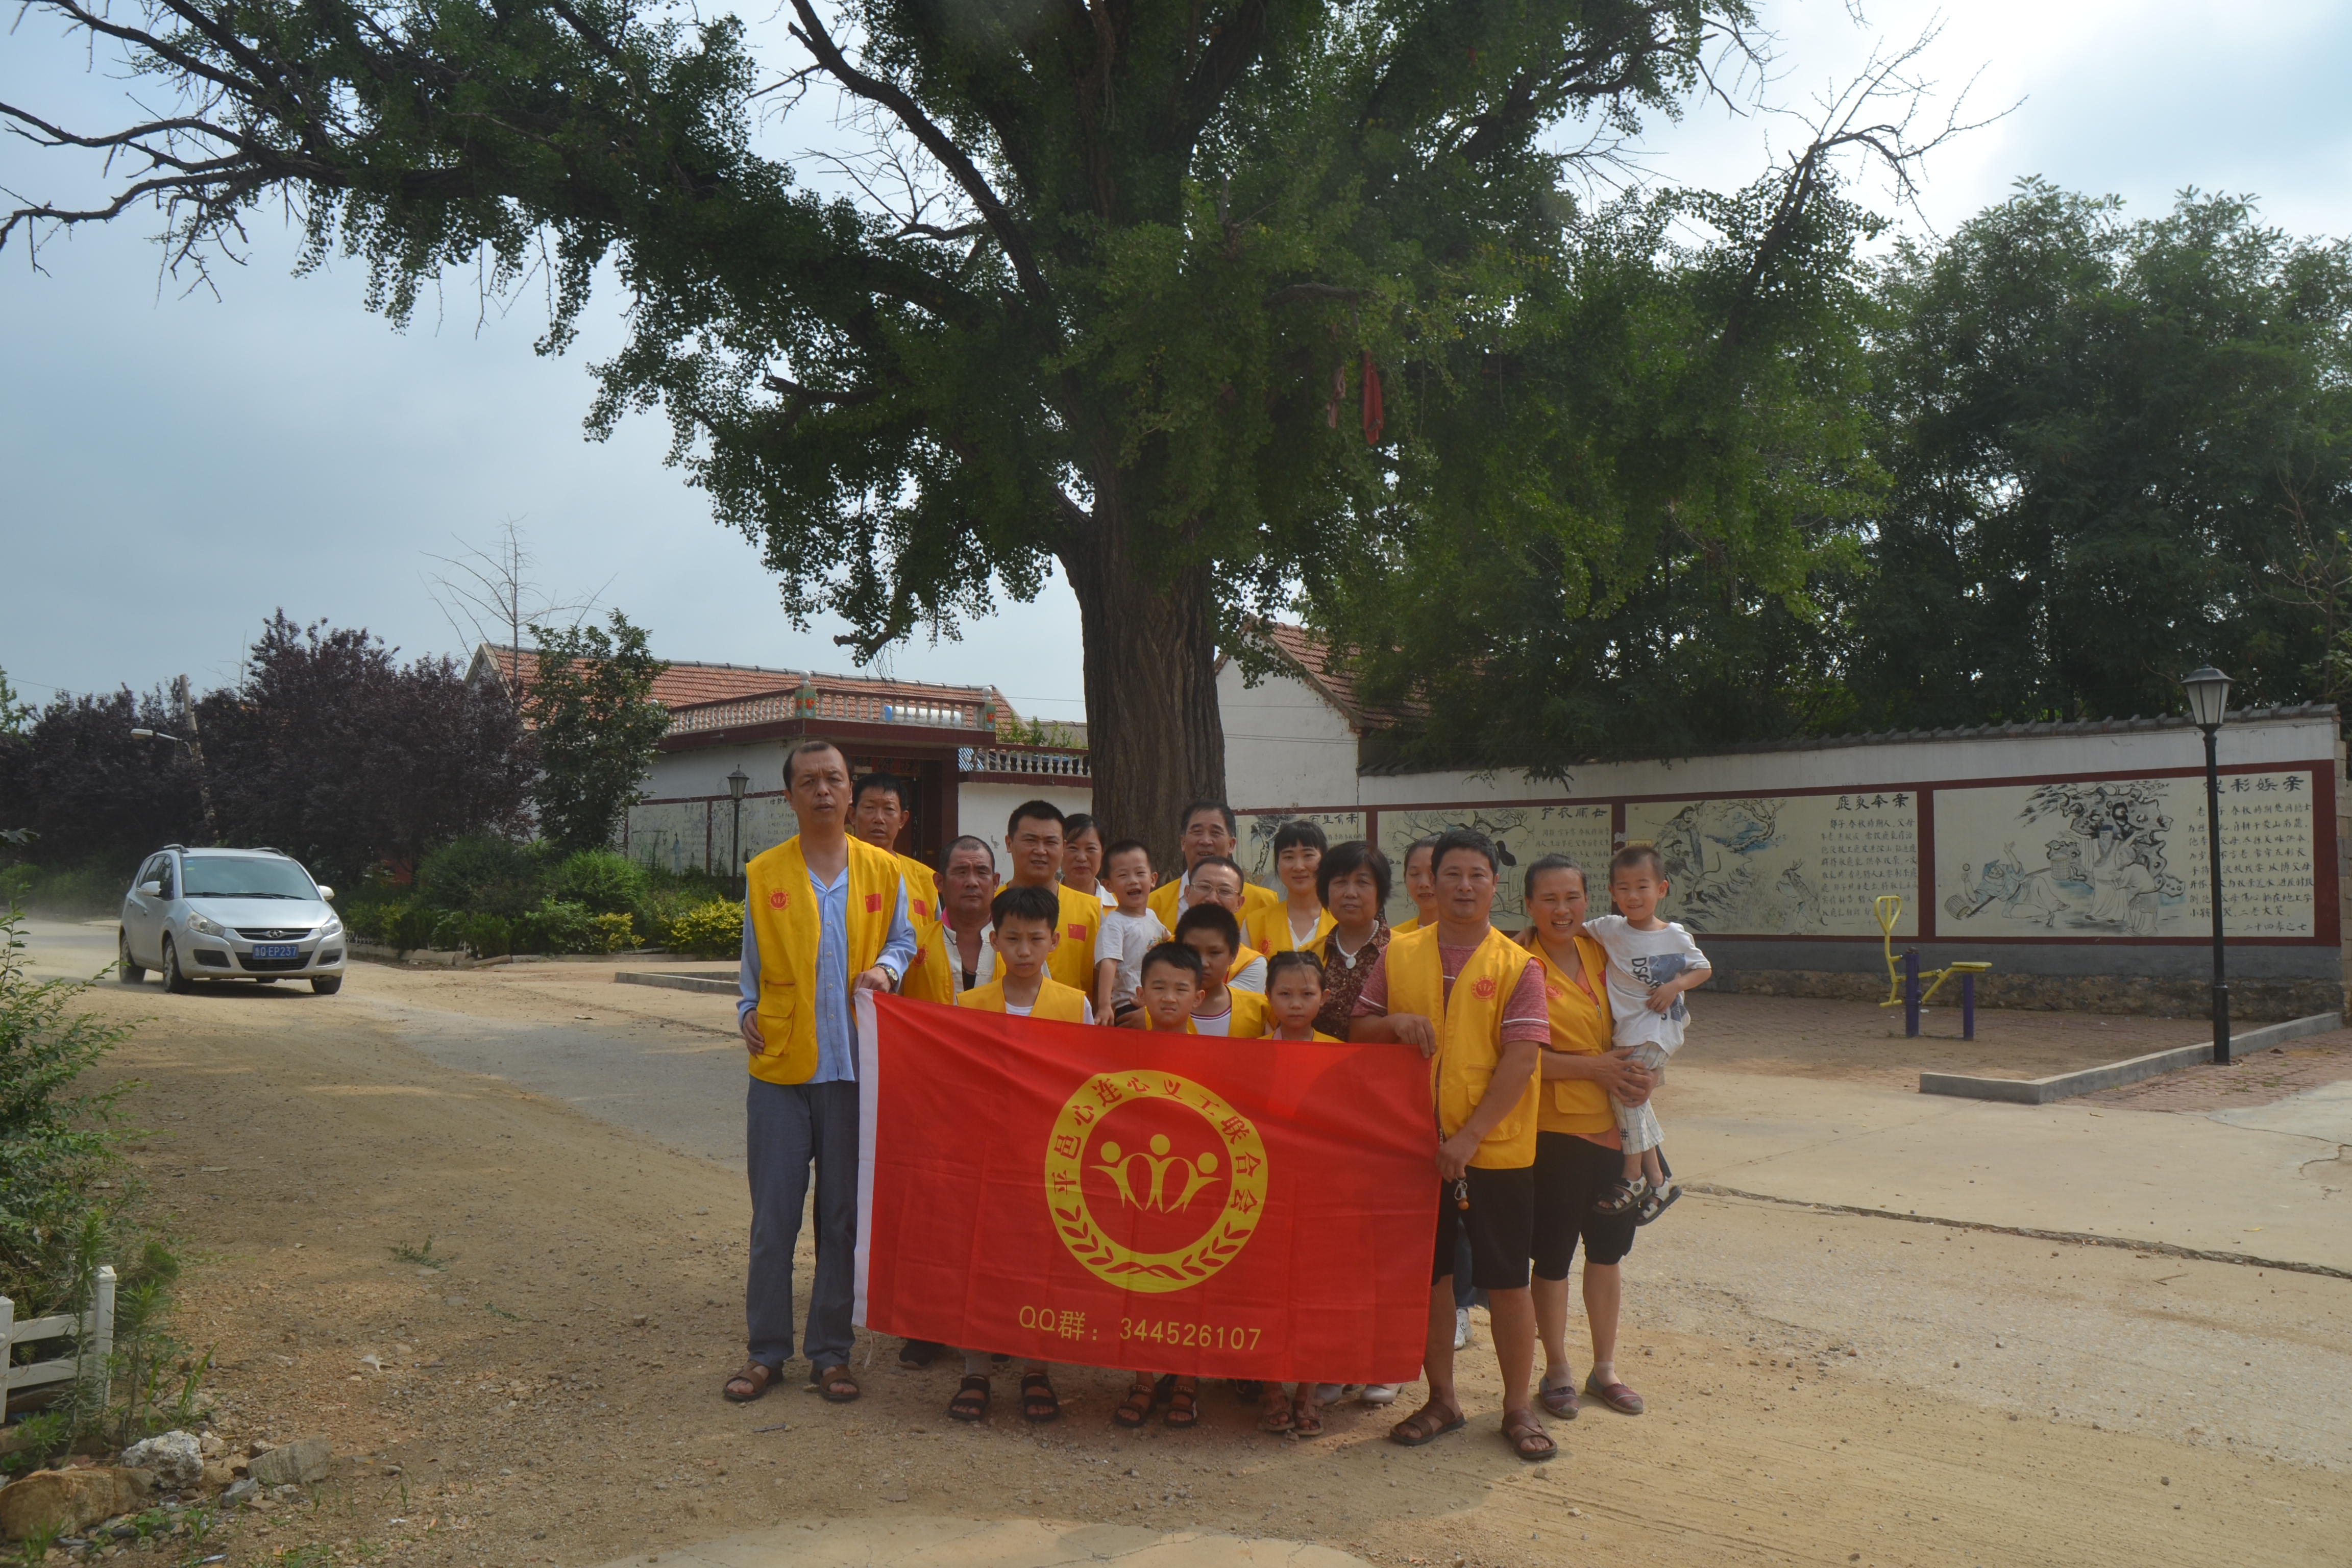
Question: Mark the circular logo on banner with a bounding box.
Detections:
[1043,1072,1268,1294]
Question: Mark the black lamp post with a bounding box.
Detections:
[727,766,750,898]
[2183,666,2233,1064]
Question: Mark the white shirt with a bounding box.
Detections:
[949,922,996,994]
[1581,914,1710,1054]
[1008,997,1098,1023]
[1096,908,1172,1009]
[1228,956,1267,994]
[1191,1003,1233,1037]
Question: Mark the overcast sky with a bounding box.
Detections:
[6,1,2351,721]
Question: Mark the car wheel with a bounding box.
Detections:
[118,930,145,984]
[310,975,343,995]
[161,937,194,994]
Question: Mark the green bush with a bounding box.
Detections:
[587,911,639,952]
[429,910,470,951]
[666,898,744,959]
[466,913,513,958]
[381,901,440,951]
[0,862,131,916]
[553,849,648,916]
[415,834,549,917]
[517,898,597,954]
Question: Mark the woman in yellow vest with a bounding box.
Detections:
[1390,836,1439,934]
[1515,854,1657,1422]
[1246,819,1338,956]
[1348,827,1555,1463]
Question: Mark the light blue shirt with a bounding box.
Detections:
[737,862,918,1085]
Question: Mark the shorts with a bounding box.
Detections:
[1530,1131,1637,1279]
[1431,1165,1535,1292]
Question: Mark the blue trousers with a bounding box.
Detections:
[745,1077,859,1371]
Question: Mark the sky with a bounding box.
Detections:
[6,0,2352,722]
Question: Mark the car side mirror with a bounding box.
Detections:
[315,885,335,902]
[138,881,162,898]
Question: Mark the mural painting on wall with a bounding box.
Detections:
[1233,811,1369,893]
[1934,772,2316,938]
[1622,794,1920,937]
[1374,805,1612,924]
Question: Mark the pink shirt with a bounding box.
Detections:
[1353,939,1550,1045]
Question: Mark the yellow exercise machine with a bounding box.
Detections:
[1875,895,1992,1038]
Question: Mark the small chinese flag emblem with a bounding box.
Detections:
[768,890,790,910]
[1472,976,1499,999]
[865,893,884,913]
[1069,924,1087,940]
[913,899,930,920]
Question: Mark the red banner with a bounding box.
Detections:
[853,992,1435,1382]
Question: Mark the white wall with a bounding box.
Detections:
[959,782,1095,851]
[641,740,797,803]
[1219,663,1362,809]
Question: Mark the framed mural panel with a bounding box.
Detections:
[1372,803,1614,926]
[1232,810,1369,893]
[1933,771,2316,939]
[1621,792,1921,937]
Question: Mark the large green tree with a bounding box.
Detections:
[4,0,1768,855]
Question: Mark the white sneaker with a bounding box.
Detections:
[1453,1307,1475,1350]
[1359,1384,1399,1406]
[1314,1383,1346,1403]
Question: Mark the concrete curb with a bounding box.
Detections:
[1919,1011,2342,1104]
[615,969,740,996]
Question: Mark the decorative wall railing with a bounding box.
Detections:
[665,685,997,736]
[959,744,1092,779]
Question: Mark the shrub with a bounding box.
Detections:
[466,913,513,958]
[553,849,648,916]
[517,898,597,955]
[588,912,638,952]
[429,910,470,952]
[380,901,440,951]
[415,834,548,918]
[0,862,131,916]
[666,899,743,959]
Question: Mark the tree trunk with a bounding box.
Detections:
[1060,506,1228,878]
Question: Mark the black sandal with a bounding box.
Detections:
[1592,1175,1647,1215]
[1114,1381,1155,1428]
[1020,1371,1062,1423]
[947,1374,990,1422]
[1164,1379,1199,1428]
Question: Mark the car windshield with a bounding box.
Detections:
[181,856,318,901]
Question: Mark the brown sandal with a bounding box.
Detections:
[1113,1381,1154,1428]
[1290,1388,1325,1438]
[1163,1379,1199,1428]
[1257,1386,1294,1433]
[722,1360,780,1403]
[1388,1402,1465,1447]
[814,1363,861,1403]
[1502,1408,1557,1462]
[947,1374,990,1422]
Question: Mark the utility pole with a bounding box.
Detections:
[170,675,220,842]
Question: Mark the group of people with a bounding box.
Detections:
[722,736,1710,1464]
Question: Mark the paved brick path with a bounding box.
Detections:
[2079,1030,2352,1112]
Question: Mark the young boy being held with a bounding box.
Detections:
[955,885,1094,1023]
[1581,845,1709,1220]
[1174,904,1269,1038]
[1095,840,1171,1027]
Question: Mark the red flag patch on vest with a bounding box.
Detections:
[865,892,885,913]
[852,993,1432,1381]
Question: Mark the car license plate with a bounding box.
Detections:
[252,944,299,961]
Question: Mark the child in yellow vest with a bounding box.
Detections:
[953,885,1093,1023]
[1256,947,1344,1436]
[1174,904,1269,1038]
[1114,941,1214,1431]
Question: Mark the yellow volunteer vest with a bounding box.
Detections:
[1144,1011,1200,1034]
[1269,1029,1346,1044]
[1522,932,1616,1135]
[1249,902,1337,957]
[1228,943,1268,989]
[1392,914,1426,936]
[1148,875,1281,932]
[1196,987,1270,1038]
[745,834,899,1086]
[955,975,1091,1023]
[895,852,955,1005]
[1385,924,1539,1169]
[1047,883,1102,995]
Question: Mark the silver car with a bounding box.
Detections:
[117,845,348,994]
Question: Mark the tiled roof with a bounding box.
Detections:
[1236,622,1423,732]
[467,645,1019,736]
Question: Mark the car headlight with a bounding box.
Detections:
[318,917,344,939]
[185,912,225,938]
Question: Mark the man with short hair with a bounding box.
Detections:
[726,739,917,1409]
[1350,827,1553,1463]
[938,835,1001,994]
[851,772,954,1004]
[1003,800,1102,998]
[1147,800,1283,929]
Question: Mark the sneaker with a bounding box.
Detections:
[1592,1174,1649,1216]
[1359,1383,1400,1406]
[1453,1307,1475,1350]
[1314,1383,1347,1404]
[1635,1183,1682,1226]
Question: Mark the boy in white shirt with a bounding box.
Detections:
[1094,839,1171,1026]
[1581,844,1710,1222]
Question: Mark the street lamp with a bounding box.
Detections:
[727,766,750,897]
[2183,665,2233,1064]
[131,726,219,840]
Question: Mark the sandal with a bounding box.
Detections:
[947,1374,990,1423]
[1163,1379,1200,1428]
[1636,1184,1682,1226]
[1538,1371,1579,1418]
[814,1363,861,1404]
[1389,1402,1466,1447]
[1290,1388,1325,1438]
[722,1360,781,1404]
[1583,1373,1644,1414]
[898,1339,944,1369]
[1020,1371,1062,1424]
[1593,1175,1648,1215]
[1502,1408,1557,1463]
[1114,1382,1155,1428]
[1258,1387,1294,1433]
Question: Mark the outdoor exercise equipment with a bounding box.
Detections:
[1875,895,1992,1039]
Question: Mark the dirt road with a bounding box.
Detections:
[29,923,2347,1566]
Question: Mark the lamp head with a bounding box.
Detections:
[727,765,750,801]
[2182,666,2232,729]
[131,728,155,739]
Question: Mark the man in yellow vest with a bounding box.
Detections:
[725,739,917,1409]
[850,771,954,1004]
[1350,828,1555,1463]
[1002,800,1101,996]
[1146,800,1283,932]
[939,836,1001,995]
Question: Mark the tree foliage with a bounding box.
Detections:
[524,611,670,853]
[0,689,206,873]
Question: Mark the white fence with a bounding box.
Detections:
[0,1265,115,1418]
